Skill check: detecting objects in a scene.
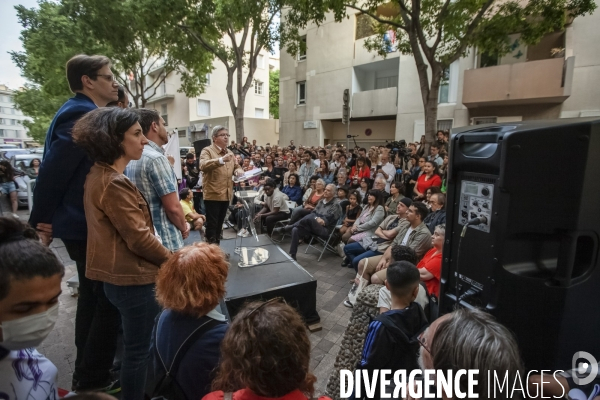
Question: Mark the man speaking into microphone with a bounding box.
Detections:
[200,126,244,244]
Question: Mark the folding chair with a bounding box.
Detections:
[271,218,290,243]
[304,224,340,262]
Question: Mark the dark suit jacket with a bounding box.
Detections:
[29,93,97,241]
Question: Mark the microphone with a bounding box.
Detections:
[466,216,487,226]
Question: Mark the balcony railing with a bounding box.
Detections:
[352,87,398,118]
[144,83,176,103]
[462,57,574,107]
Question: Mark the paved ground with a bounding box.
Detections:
[3,203,355,396]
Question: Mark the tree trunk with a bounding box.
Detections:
[234,102,245,144]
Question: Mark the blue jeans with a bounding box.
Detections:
[343,241,382,272]
[104,283,160,400]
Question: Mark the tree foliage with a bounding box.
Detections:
[283,0,596,141]
[151,0,285,141]
[269,69,280,119]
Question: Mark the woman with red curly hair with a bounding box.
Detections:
[203,299,331,400]
[151,243,229,400]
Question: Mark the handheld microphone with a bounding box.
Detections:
[466,216,487,226]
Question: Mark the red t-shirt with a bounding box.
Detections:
[416,174,442,194]
[417,247,442,296]
[203,388,331,400]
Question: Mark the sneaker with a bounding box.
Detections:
[11,213,19,219]
[343,300,353,308]
[340,257,350,267]
[272,227,284,236]
[237,228,247,237]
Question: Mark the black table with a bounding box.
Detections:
[219,235,320,324]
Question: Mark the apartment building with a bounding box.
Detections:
[141,50,279,148]
[279,9,600,147]
[0,85,33,148]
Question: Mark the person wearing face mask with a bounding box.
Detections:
[0,217,65,399]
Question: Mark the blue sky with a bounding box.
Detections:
[1,0,41,89]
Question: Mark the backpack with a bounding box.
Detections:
[151,313,225,400]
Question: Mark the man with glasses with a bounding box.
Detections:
[125,109,189,251]
[29,54,121,393]
[200,126,244,244]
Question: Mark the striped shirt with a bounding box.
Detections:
[125,140,183,251]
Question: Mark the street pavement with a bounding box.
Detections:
[2,202,355,396]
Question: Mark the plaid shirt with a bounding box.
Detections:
[125,140,183,251]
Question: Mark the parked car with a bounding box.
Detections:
[180,146,194,157]
[0,144,19,149]
[10,154,43,208]
[1,149,30,161]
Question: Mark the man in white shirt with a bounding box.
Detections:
[429,142,444,166]
[254,180,290,236]
[374,153,396,192]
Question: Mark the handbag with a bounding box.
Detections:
[348,258,370,306]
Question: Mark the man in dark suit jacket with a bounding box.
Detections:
[29,54,121,392]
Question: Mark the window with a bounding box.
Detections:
[197,99,211,117]
[439,68,450,103]
[437,119,453,131]
[356,13,377,40]
[479,52,499,68]
[297,81,306,105]
[9,119,16,125]
[473,117,497,125]
[255,108,265,118]
[206,73,211,86]
[375,76,398,89]
[298,36,307,61]
[178,129,187,138]
[160,103,168,125]
[254,80,264,95]
[257,54,265,69]
[0,130,4,137]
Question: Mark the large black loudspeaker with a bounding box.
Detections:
[193,139,211,155]
[440,118,600,371]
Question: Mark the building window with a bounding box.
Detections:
[206,73,211,86]
[254,81,264,95]
[437,119,453,131]
[257,54,265,69]
[178,129,187,138]
[255,108,265,118]
[297,81,306,105]
[298,36,307,61]
[479,52,499,68]
[197,99,211,117]
[0,130,4,137]
[439,68,450,103]
[160,103,168,125]
[473,117,497,125]
[375,76,398,89]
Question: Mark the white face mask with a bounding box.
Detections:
[0,303,58,351]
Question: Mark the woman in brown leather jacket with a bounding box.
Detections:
[73,107,172,400]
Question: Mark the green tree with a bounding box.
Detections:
[10,0,214,141]
[269,69,280,119]
[153,0,284,142]
[284,0,596,143]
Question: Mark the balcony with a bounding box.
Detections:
[354,35,399,67]
[352,87,398,118]
[144,83,176,103]
[462,57,574,107]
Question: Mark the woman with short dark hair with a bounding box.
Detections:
[203,300,330,400]
[72,107,171,400]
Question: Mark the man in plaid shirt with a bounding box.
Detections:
[125,109,189,251]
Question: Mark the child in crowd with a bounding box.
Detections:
[356,261,429,400]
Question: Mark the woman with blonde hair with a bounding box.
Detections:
[152,242,229,400]
[203,299,330,400]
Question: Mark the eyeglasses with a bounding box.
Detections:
[246,297,286,318]
[96,74,117,82]
[417,332,431,354]
[218,133,231,138]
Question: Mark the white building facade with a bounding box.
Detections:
[0,85,33,148]
[279,9,600,147]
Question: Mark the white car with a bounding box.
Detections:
[10,154,43,208]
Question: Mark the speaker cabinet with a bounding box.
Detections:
[441,118,600,371]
